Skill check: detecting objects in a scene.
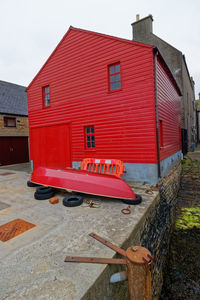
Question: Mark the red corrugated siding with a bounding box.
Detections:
[27,28,157,164]
[157,58,181,161]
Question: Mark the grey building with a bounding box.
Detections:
[131,15,196,153]
[196,93,200,142]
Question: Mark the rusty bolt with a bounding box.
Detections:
[131,247,138,252]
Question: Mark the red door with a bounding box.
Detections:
[30,124,71,169]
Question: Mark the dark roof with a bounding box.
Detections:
[0,80,28,116]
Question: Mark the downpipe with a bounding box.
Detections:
[154,47,161,178]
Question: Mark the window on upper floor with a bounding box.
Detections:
[85,126,95,149]
[43,85,50,107]
[108,63,121,91]
[4,117,16,127]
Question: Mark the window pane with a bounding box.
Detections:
[110,83,115,90]
[90,127,94,133]
[110,75,115,83]
[86,127,90,134]
[116,81,121,89]
[110,66,115,74]
[87,142,91,148]
[115,64,120,72]
[45,87,49,93]
[91,135,95,141]
[87,135,90,141]
[91,142,95,148]
[115,74,120,81]
[4,117,16,127]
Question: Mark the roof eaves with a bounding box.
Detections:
[0,112,28,117]
[27,26,153,91]
[182,55,194,90]
[71,26,153,49]
[27,26,74,91]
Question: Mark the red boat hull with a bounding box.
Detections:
[31,167,136,200]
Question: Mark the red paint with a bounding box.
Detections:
[157,58,181,160]
[31,166,136,200]
[159,120,164,148]
[27,27,181,170]
[30,124,71,168]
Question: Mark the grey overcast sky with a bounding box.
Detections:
[0,0,199,97]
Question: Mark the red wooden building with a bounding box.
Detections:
[27,27,181,185]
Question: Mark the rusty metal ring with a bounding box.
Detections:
[121,205,131,214]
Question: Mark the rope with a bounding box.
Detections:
[82,199,101,208]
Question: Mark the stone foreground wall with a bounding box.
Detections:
[83,161,181,300]
[141,161,181,298]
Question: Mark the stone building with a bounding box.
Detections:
[0,80,29,166]
[196,93,200,142]
[131,15,196,154]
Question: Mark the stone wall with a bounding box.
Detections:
[141,161,181,298]
[0,114,29,136]
[83,161,181,300]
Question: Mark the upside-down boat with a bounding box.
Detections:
[31,166,137,200]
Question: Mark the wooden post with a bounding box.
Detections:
[126,246,153,300]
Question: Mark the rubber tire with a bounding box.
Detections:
[63,195,83,207]
[36,186,55,194]
[27,180,38,187]
[122,194,142,205]
[34,191,55,200]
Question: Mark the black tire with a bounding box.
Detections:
[36,186,55,194]
[122,194,142,205]
[63,194,83,207]
[27,180,38,187]
[34,191,55,200]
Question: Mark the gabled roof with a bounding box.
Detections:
[0,80,28,116]
[27,26,181,97]
[27,26,153,90]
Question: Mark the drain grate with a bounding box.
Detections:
[0,172,15,176]
[0,219,35,242]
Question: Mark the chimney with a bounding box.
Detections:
[136,14,140,21]
[131,14,153,41]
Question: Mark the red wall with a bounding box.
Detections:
[27,28,158,164]
[157,58,181,161]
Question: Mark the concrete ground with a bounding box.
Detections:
[0,162,32,173]
[0,165,158,300]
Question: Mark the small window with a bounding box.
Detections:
[108,63,121,91]
[4,117,16,127]
[43,85,50,106]
[159,120,164,148]
[85,126,95,149]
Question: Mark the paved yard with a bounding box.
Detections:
[0,166,158,300]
